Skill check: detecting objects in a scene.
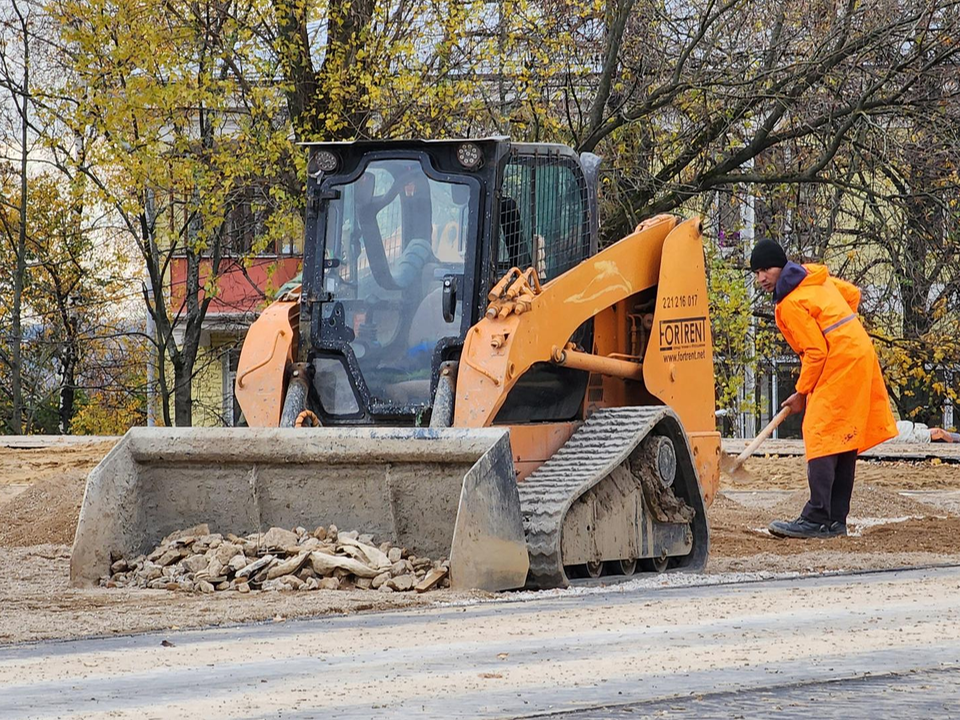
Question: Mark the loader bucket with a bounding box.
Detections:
[70,427,529,592]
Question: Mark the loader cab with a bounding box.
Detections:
[300,138,598,425]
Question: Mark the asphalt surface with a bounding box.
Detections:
[542,667,960,718]
[1,566,959,719]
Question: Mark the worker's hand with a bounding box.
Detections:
[781,392,805,416]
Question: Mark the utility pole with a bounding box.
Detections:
[740,162,757,439]
[9,0,30,434]
[498,0,506,124]
[144,188,156,426]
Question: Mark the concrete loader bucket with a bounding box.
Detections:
[70,427,529,592]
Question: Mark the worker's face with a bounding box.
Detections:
[754,267,781,294]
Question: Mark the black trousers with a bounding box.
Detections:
[801,450,858,524]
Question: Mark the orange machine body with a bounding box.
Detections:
[237,219,720,505]
[455,215,720,503]
[234,298,299,428]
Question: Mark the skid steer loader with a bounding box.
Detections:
[71,138,721,591]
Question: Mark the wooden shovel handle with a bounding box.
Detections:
[734,406,792,465]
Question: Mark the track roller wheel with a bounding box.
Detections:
[640,556,669,573]
[615,559,637,576]
[584,561,604,578]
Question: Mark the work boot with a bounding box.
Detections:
[768,516,835,539]
[827,521,848,537]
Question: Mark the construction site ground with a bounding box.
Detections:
[2,438,959,645]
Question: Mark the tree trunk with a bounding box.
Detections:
[173,356,193,427]
[271,0,374,141]
[58,344,77,434]
[891,183,941,424]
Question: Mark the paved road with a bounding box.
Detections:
[2,567,959,719]
[552,666,960,718]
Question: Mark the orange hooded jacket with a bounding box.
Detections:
[775,264,897,460]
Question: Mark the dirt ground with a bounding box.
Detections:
[2,441,959,644]
[731,453,960,490]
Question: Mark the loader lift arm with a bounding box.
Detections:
[455,214,710,430]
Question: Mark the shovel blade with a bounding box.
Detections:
[720,453,754,483]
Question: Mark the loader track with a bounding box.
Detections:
[518,406,699,589]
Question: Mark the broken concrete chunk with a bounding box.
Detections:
[388,574,417,592]
[309,551,380,579]
[141,562,163,581]
[371,571,391,590]
[266,552,310,581]
[317,577,341,590]
[340,536,391,570]
[298,567,317,581]
[282,575,304,590]
[161,524,210,546]
[205,558,224,579]
[156,549,182,567]
[183,554,209,574]
[411,557,434,572]
[214,542,242,565]
[261,527,300,549]
[200,533,223,548]
[236,554,276,579]
[106,524,448,594]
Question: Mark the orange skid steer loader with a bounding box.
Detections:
[71,139,721,591]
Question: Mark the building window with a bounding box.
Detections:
[224,186,270,255]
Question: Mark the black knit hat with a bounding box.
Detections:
[749,239,788,272]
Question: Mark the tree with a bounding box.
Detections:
[46,0,300,426]
[18,0,960,432]
[267,0,491,143]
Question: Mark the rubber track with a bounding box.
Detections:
[518,406,667,589]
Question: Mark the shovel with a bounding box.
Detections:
[721,406,792,482]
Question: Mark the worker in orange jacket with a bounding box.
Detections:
[750,239,897,539]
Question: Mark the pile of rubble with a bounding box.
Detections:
[102,524,450,594]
